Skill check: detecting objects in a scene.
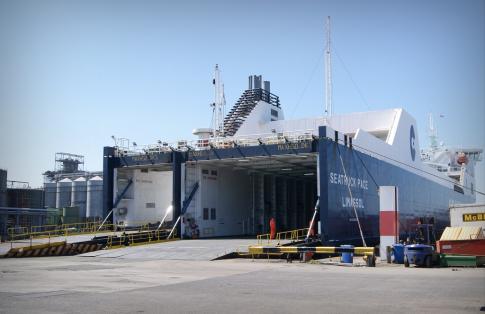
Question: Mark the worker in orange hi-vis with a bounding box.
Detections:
[270,217,276,240]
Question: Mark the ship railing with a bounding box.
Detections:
[205,131,315,149]
[119,130,318,157]
[257,228,309,245]
[448,166,463,172]
[242,88,280,108]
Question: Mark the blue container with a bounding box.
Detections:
[340,245,354,263]
[392,244,405,264]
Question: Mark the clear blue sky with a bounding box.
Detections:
[0,0,484,199]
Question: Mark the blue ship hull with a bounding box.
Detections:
[319,139,473,246]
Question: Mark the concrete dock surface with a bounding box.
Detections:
[0,252,483,314]
[79,238,268,260]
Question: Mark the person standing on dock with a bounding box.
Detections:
[270,217,276,240]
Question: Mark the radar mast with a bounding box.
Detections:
[211,64,226,137]
[325,16,333,117]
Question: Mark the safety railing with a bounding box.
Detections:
[7,220,167,247]
[247,245,377,266]
[9,221,108,241]
[30,221,103,234]
[105,229,176,249]
[257,228,309,245]
[7,224,115,248]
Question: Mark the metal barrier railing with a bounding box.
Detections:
[9,222,109,241]
[105,228,176,249]
[30,220,101,233]
[7,220,170,248]
[257,228,309,245]
[248,245,376,256]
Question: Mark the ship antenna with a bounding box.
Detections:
[428,113,438,150]
[221,83,226,134]
[212,64,225,137]
[324,16,333,117]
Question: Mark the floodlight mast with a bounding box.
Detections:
[324,16,333,117]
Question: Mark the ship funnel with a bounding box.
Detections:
[263,81,270,93]
[248,75,270,93]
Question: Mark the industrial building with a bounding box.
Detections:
[0,169,6,207]
[0,154,105,241]
[6,185,44,209]
[43,152,104,222]
[0,170,47,241]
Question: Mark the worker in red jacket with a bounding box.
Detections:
[270,217,276,240]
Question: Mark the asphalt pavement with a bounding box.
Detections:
[0,254,483,314]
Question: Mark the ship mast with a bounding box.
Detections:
[428,113,438,150]
[324,16,333,117]
[211,64,225,137]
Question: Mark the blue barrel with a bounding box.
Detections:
[340,245,354,263]
[392,244,405,264]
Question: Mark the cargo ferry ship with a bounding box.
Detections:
[104,68,481,245]
[104,20,482,245]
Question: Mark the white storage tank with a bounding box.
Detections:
[44,182,57,208]
[56,178,72,208]
[87,176,103,219]
[71,177,87,218]
[56,178,72,209]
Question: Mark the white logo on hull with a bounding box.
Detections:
[329,172,368,190]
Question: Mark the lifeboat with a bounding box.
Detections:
[457,152,468,165]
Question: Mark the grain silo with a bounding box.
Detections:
[56,178,72,209]
[87,176,103,219]
[71,177,87,218]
